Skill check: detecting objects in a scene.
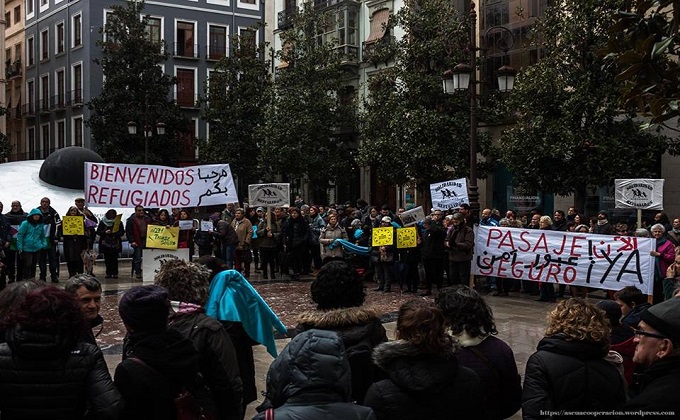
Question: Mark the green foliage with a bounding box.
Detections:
[257,4,359,188]
[0,131,12,161]
[600,0,680,126]
[499,0,668,197]
[87,0,188,164]
[358,0,481,189]
[200,26,272,196]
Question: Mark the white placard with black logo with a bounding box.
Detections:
[430,178,469,210]
[614,179,664,210]
[248,183,290,207]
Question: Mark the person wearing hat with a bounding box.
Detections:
[624,298,680,412]
[446,212,474,287]
[593,210,614,235]
[74,197,98,248]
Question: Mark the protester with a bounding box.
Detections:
[16,208,48,280]
[64,274,104,346]
[115,285,200,420]
[256,214,280,280]
[373,216,396,292]
[74,197,98,248]
[282,207,309,280]
[97,209,123,279]
[419,217,446,297]
[650,223,676,302]
[596,300,636,386]
[232,208,253,278]
[155,260,244,420]
[255,329,375,419]
[294,260,387,403]
[615,285,652,328]
[522,299,626,418]
[0,287,122,419]
[446,212,474,286]
[363,299,484,419]
[37,197,60,283]
[436,286,522,419]
[319,214,348,263]
[58,206,88,278]
[3,201,27,283]
[125,205,151,279]
[175,209,196,261]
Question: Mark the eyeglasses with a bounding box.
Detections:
[632,328,668,340]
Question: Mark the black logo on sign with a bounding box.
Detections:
[632,188,647,198]
[441,189,458,199]
[261,189,276,197]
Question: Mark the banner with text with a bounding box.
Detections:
[399,206,426,227]
[146,226,180,250]
[615,179,664,210]
[430,178,469,210]
[84,163,238,208]
[472,226,655,294]
[248,183,290,207]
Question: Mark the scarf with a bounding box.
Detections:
[102,216,115,227]
[597,218,609,226]
[170,301,204,314]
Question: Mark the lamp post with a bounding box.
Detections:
[126,96,166,164]
[441,1,516,219]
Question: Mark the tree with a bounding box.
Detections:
[358,0,484,192]
[600,0,680,129]
[0,133,11,161]
[258,4,359,200]
[499,0,668,210]
[87,0,188,164]
[200,27,272,199]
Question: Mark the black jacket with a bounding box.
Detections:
[522,335,626,419]
[40,206,61,241]
[283,215,309,249]
[420,223,446,259]
[115,328,200,420]
[169,311,244,420]
[294,306,388,404]
[625,356,680,412]
[254,329,375,420]
[0,326,122,420]
[363,340,485,420]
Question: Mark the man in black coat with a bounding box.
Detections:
[37,197,61,283]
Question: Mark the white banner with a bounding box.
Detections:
[430,178,469,210]
[141,248,191,283]
[472,226,655,294]
[615,179,664,210]
[399,206,426,226]
[84,163,238,208]
[248,183,290,207]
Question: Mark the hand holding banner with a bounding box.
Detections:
[62,216,85,236]
[372,227,394,247]
[146,226,179,250]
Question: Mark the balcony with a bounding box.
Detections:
[314,0,358,10]
[5,60,22,79]
[206,45,227,61]
[362,36,396,64]
[67,89,83,107]
[174,42,200,59]
[278,7,297,30]
[24,103,35,117]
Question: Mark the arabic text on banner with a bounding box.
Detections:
[614,179,664,210]
[372,227,394,247]
[146,226,180,250]
[430,178,469,210]
[62,216,85,236]
[84,163,238,208]
[472,226,655,294]
[248,183,290,207]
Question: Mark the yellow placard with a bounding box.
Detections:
[371,226,394,247]
[146,225,179,250]
[62,216,85,236]
[396,227,417,249]
[112,214,122,233]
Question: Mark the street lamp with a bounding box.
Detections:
[126,95,167,164]
[441,1,516,219]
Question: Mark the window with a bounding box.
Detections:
[57,120,65,149]
[14,44,21,64]
[72,14,82,47]
[41,124,50,158]
[208,25,227,59]
[28,128,35,159]
[239,28,256,53]
[72,63,82,103]
[39,0,48,13]
[56,22,64,54]
[56,69,65,107]
[14,6,20,24]
[238,0,258,11]
[177,68,195,107]
[40,74,49,110]
[41,29,49,60]
[146,17,161,44]
[27,0,34,17]
[5,12,10,28]
[27,37,34,66]
[176,21,195,57]
[27,80,35,114]
[73,117,83,147]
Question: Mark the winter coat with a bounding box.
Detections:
[309,214,326,245]
[455,334,522,420]
[115,328,200,420]
[294,306,388,404]
[96,220,123,255]
[231,217,253,251]
[283,215,309,249]
[363,340,485,420]
[621,303,651,328]
[447,224,474,262]
[420,223,446,259]
[0,326,122,420]
[253,329,375,420]
[39,206,61,241]
[125,214,151,248]
[16,208,48,253]
[59,222,88,262]
[624,356,680,412]
[215,219,239,246]
[0,213,11,246]
[256,219,280,249]
[169,311,244,420]
[319,223,348,260]
[522,335,626,419]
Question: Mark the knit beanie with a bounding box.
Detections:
[119,285,170,332]
[640,298,680,344]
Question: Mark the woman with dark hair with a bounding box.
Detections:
[0,287,122,419]
[522,298,626,419]
[436,286,521,420]
[363,300,484,419]
[151,209,172,227]
[175,209,196,261]
[282,207,309,280]
[155,259,244,420]
[58,206,88,278]
[97,209,123,279]
[294,260,387,404]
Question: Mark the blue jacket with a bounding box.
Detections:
[16,209,48,253]
[205,270,287,357]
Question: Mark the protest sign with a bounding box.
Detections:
[84,163,238,208]
[200,221,213,232]
[399,206,426,227]
[248,183,290,207]
[472,226,655,294]
[430,178,469,210]
[62,216,84,236]
[146,226,180,250]
[396,227,417,249]
[112,214,122,233]
[141,248,190,283]
[372,227,394,247]
[615,179,664,210]
[178,220,194,230]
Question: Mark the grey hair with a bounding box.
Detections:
[64,274,101,294]
[635,228,651,238]
[650,223,666,233]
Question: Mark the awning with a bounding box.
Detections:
[365,8,390,44]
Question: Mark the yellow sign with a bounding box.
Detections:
[146,225,179,250]
[396,227,417,249]
[372,226,394,247]
[112,214,122,233]
[62,216,85,236]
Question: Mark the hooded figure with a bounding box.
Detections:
[254,329,375,420]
